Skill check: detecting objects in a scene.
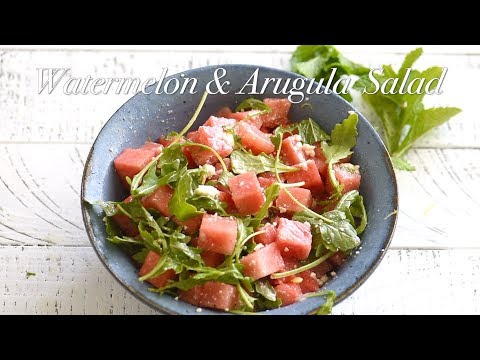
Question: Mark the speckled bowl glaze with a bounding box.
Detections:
[81,64,398,315]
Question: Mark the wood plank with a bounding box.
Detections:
[0,50,477,147]
[1,246,478,314]
[0,144,478,249]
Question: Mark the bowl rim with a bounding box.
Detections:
[81,63,398,315]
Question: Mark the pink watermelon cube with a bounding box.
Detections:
[139,251,176,289]
[274,283,303,306]
[235,121,275,155]
[326,163,361,195]
[281,135,306,165]
[228,172,266,216]
[298,270,321,294]
[187,126,234,165]
[313,260,334,278]
[275,188,312,213]
[276,218,312,260]
[329,251,347,267]
[204,116,237,127]
[198,214,238,255]
[240,243,285,280]
[173,214,203,235]
[140,141,163,155]
[257,172,278,190]
[215,106,233,118]
[284,160,325,194]
[313,145,328,179]
[180,281,239,311]
[201,250,225,268]
[229,110,263,129]
[114,145,160,187]
[141,185,173,217]
[255,223,277,245]
[260,98,291,128]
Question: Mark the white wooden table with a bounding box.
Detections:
[1,45,479,315]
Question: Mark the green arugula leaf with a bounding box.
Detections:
[132,248,149,264]
[168,168,202,221]
[188,193,227,216]
[335,190,367,235]
[254,280,282,310]
[230,150,299,175]
[321,112,358,164]
[294,209,360,253]
[295,118,330,145]
[306,290,336,315]
[235,98,272,113]
[320,113,358,196]
[319,210,360,251]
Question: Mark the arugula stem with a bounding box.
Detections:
[270,251,334,279]
[129,153,163,192]
[138,254,168,282]
[236,284,255,310]
[235,230,266,262]
[172,91,208,145]
[281,181,305,188]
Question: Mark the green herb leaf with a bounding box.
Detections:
[391,156,416,171]
[254,280,282,310]
[26,271,36,278]
[335,190,367,235]
[230,150,299,175]
[291,45,369,101]
[321,112,358,164]
[295,118,330,145]
[307,290,336,315]
[168,168,202,221]
[398,106,461,155]
[235,98,272,113]
[357,48,461,165]
[320,113,359,196]
[132,248,149,264]
[295,210,360,253]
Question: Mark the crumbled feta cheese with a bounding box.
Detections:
[284,247,289,253]
[291,277,303,284]
[174,296,179,301]
[348,110,355,115]
[200,164,216,178]
[196,308,203,313]
[298,161,308,170]
[320,275,329,283]
[254,243,265,251]
[302,144,316,158]
[279,207,287,213]
[330,271,337,277]
[292,135,302,142]
[194,185,220,198]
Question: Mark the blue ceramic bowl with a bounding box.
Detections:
[81,64,398,315]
